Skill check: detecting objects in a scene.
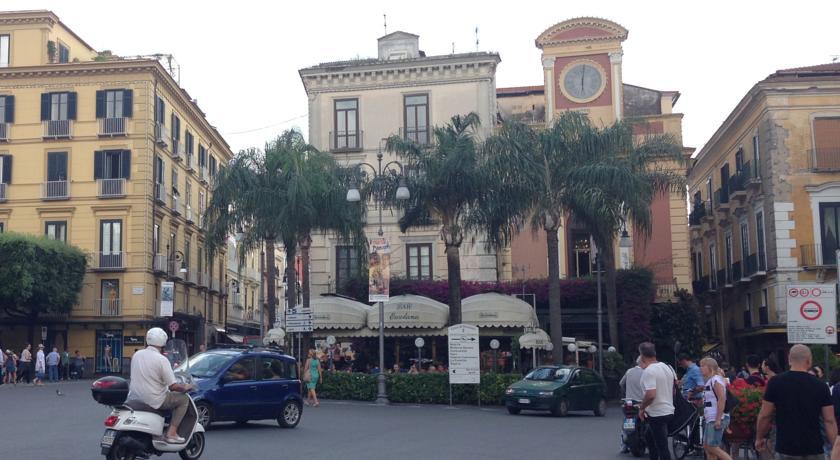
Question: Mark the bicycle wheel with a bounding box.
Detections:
[671,430,690,460]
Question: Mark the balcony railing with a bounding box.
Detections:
[728,172,747,198]
[210,278,220,292]
[713,188,729,209]
[42,180,69,200]
[97,178,126,198]
[186,270,197,285]
[153,254,168,273]
[0,183,6,202]
[399,127,431,146]
[199,166,208,183]
[809,148,840,171]
[185,205,194,223]
[801,244,838,267]
[154,182,165,203]
[95,251,125,270]
[185,153,194,172]
[329,130,364,152]
[655,282,678,302]
[758,306,769,325]
[743,160,761,186]
[689,201,708,226]
[98,117,127,136]
[731,261,742,283]
[743,310,752,329]
[199,271,209,288]
[171,194,182,215]
[97,298,122,316]
[0,122,8,141]
[744,253,758,277]
[154,123,168,147]
[43,120,72,139]
[172,142,184,161]
[231,293,243,308]
[717,269,727,288]
[692,277,709,295]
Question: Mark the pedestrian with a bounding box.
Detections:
[762,358,781,380]
[678,353,705,400]
[831,369,840,437]
[742,354,767,387]
[699,357,732,460]
[4,350,16,385]
[34,344,46,386]
[756,344,837,459]
[390,363,401,374]
[303,349,322,407]
[19,344,32,384]
[60,349,70,380]
[46,347,60,383]
[620,356,645,401]
[638,342,676,460]
[72,350,85,379]
[408,364,419,374]
[812,366,827,382]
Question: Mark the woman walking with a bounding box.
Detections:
[4,350,16,385]
[34,344,46,386]
[701,357,732,460]
[19,344,32,384]
[303,349,322,407]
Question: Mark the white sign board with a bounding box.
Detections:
[285,308,314,333]
[160,282,175,317]
[448,324,480,384]
[786,283,837,344]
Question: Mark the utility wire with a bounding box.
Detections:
[224,114,308,135]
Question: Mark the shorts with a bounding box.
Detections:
[36,371,45,379]
[703,414,730,447]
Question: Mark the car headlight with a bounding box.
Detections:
[539,391,554,396]
[505,388,514,395]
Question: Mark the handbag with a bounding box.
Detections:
[302,362,311,382]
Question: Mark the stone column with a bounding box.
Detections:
[542,57,555,125]
[609,51,623,120]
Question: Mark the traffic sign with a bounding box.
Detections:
[415,337,425,348]
[169,320,179,334]
[284,307,313,333]
[787,283,837,344]
[448,324,480,384]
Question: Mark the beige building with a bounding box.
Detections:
[0,10,232,367]
[299,32,507,297]
[689,62,840,363]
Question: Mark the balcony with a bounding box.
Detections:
[199,166,208,184]
[94,251,125,271]
[692,277,709,295]
[171,194,182,215]
[0,183,6,202]
[329,130,364,152]
[0,122,8,141]
[154,182,166,204]
[731,261,743,284]
[655,281,679,303]
[43,120,72,139]
[716,269,728,289]
[744,253,766,278]
[399,127,431,146]
[743,310,753,329]
[758,306,769,325]
[198,271,209,288]
[231,293,243,308]
[743,160,761,189]
[727,172,747,201]
[171,142,184,161]
[153,254,168,274]
[210,278,220,293]
[154,123,168,148]
[42,180,69,200]
[97,298,122,317]
[185,153,195,172]
[185,205,194,224]
[801,244,838,267]
[713,188,729,210]
[689,202,707,226]
[97,178,126,198]
[185,270,197,286]
[809,148,840,171]
[98,117,127,136]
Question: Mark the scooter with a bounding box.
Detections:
[621,398,646,457]
[92,339,205,460]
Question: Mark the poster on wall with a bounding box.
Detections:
[368,238,391,302]
[160,281,175,317]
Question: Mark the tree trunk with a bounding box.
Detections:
[265,238,278,329]
[284,243,297,311]
[299,235,312,350]
[603,243,620,351]
[546,226,563,364]
[446,244,462,325]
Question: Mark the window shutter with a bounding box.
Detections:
[121,150,131,179]
[95,91,105,118]
[40,93,50,121]
[67,92,78,120]
[94,151,103,180]
[1,155,11,184]
[4,96,13,123]
[123,90,133,117]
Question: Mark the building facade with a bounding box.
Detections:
[299,32,508,298]
[0,10,232,368]
[498,18,692,336]
[688,63,840,363]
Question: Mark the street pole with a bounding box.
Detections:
[597,254,604,378]
[376,300,388,404]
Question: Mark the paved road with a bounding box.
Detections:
[2,380,631,459]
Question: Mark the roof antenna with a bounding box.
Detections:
[383,14,387,35]
[475,27,479,52]
[452,42,455,54]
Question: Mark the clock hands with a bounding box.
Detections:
[580,65,586,94]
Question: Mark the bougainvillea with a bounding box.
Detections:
[727,379,765,440]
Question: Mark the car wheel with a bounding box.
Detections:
[593,398,607,417]
[506,406,521,415]
[178,432,205,460]
[277,400,302,428]
[551,398,569,417]
[195,401,213,430]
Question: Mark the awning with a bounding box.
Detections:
[315,327,449,338]
[702,342,721,353]
[368,294,449,329]
[462,293,538,328]
[264,328,285,345]
[214,327,226,333]
[519,328,551,350]
[226,334,244,344]
[311,295,372,330]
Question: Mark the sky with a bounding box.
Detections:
[12,0,840,154]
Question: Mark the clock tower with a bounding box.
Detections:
[535,18,628,125]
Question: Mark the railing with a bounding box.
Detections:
[0,183,6,202]
[97,178,126,198]
[185,205,194,223]
[171,142,184,161]
[153,254,168,273]
[744,253,758,277]
[758,250,767,272]
[692,277,709,295]
[199,271,209,288]
[97,298,122,316]
[96,252,124,270]
[329,130,364,152]
[743,160,761,185]
[714,188,729,208]
[186,270,198,285]
[98,117,127,136]
[728,172,746,198]
[743,310,752,329]
[43,120,72,138]
[154,123,168,147]
[210,278,220,292]
[171,194,182,215]
[655,282,678,302]
[717,269,727,288]
[689,201,708,226]
[731,261,742,283]
[185,153,194,171]
[199,166,208,183]
[758,306,769,325]
[800,244,838,267]
[399,127,431,146]
[42,180,69,200]
[245,267,260,281]
[809,148,840,171]
[0,122,8,141]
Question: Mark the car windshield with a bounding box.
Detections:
[525,367,569,381]
[175,352,234,378]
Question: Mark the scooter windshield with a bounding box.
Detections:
[164,339,189,370]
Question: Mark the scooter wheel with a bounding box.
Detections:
[179,432,205,460]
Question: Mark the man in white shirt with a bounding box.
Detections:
[127,328,192,444]
[620,357,645,401]
[638,342,676,460]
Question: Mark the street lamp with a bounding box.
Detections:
[346,142,409,405]
[591,243,604,379]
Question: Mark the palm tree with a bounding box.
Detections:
[204,129,364,331]
[384,113,485,325]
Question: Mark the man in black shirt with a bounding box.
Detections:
[756,344,837,459]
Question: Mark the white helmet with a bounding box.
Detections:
[146,327,168,347]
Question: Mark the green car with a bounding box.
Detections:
[504,366,607,417]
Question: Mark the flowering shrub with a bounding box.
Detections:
[727,379,765,440]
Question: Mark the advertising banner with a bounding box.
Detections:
[160,281,175,317]
[369,238,391,302]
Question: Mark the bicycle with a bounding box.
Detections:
[671,408,704,459]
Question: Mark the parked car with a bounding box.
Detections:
[504,366,607,416]
[176,346,303,429]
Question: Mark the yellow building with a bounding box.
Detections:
[0,10,233,370]
[688,62,840,364]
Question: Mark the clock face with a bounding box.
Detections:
[562,63,604,101]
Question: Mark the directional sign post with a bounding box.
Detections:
[285,308,313,333]
[786,283,837,345]
[448,324,480,384]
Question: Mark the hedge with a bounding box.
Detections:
[318,371,521,405]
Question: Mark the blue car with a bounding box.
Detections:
[176,346,303,429]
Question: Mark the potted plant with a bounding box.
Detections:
[726,381,764,442]
[47,40,56,63]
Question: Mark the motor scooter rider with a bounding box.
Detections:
[619,357,645,453]
[126,328,192,444]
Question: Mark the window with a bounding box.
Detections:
[186,181,192,209]
[0,154,11,184]
[404,94,429,145]
[740,220,750,265]
[407,243,433,280]
[171,114,181,143]
[724,232,733,283]
[0,222,3,233]
[185,132,194,155]
[41,92,76,121]
[260,357,295,380]
[571,232,591,277]
[101,280,119,315]
[209,156,217,177]
[100,220,122,254]
[224,356,257,381]
[198,144,206,167]
[45,221,67,242]
[735,148,744,174]
[94,150,130,179]
[0,95,14,124]
[58,43,69,63]
[334,99,359,150]
[335,246,359,293]
[96,89,132,119]
[819,202,840,265]
[705,178,713,205]
[756,210,767,271]
[172,170,179,197]
[155,96,165,124]
[813,118,840,169]
[47,151,68,181]
[692,251,703,281]
[153,223,160,254]
[752,135,760,178]
[720,163,730,197]
[709,243,718,289]
[0,34,8,67]
[154,156,165,193]
[185,237,191,272]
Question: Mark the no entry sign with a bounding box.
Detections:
[787,283,837,344]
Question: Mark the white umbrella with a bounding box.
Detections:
[263,328,286,345]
